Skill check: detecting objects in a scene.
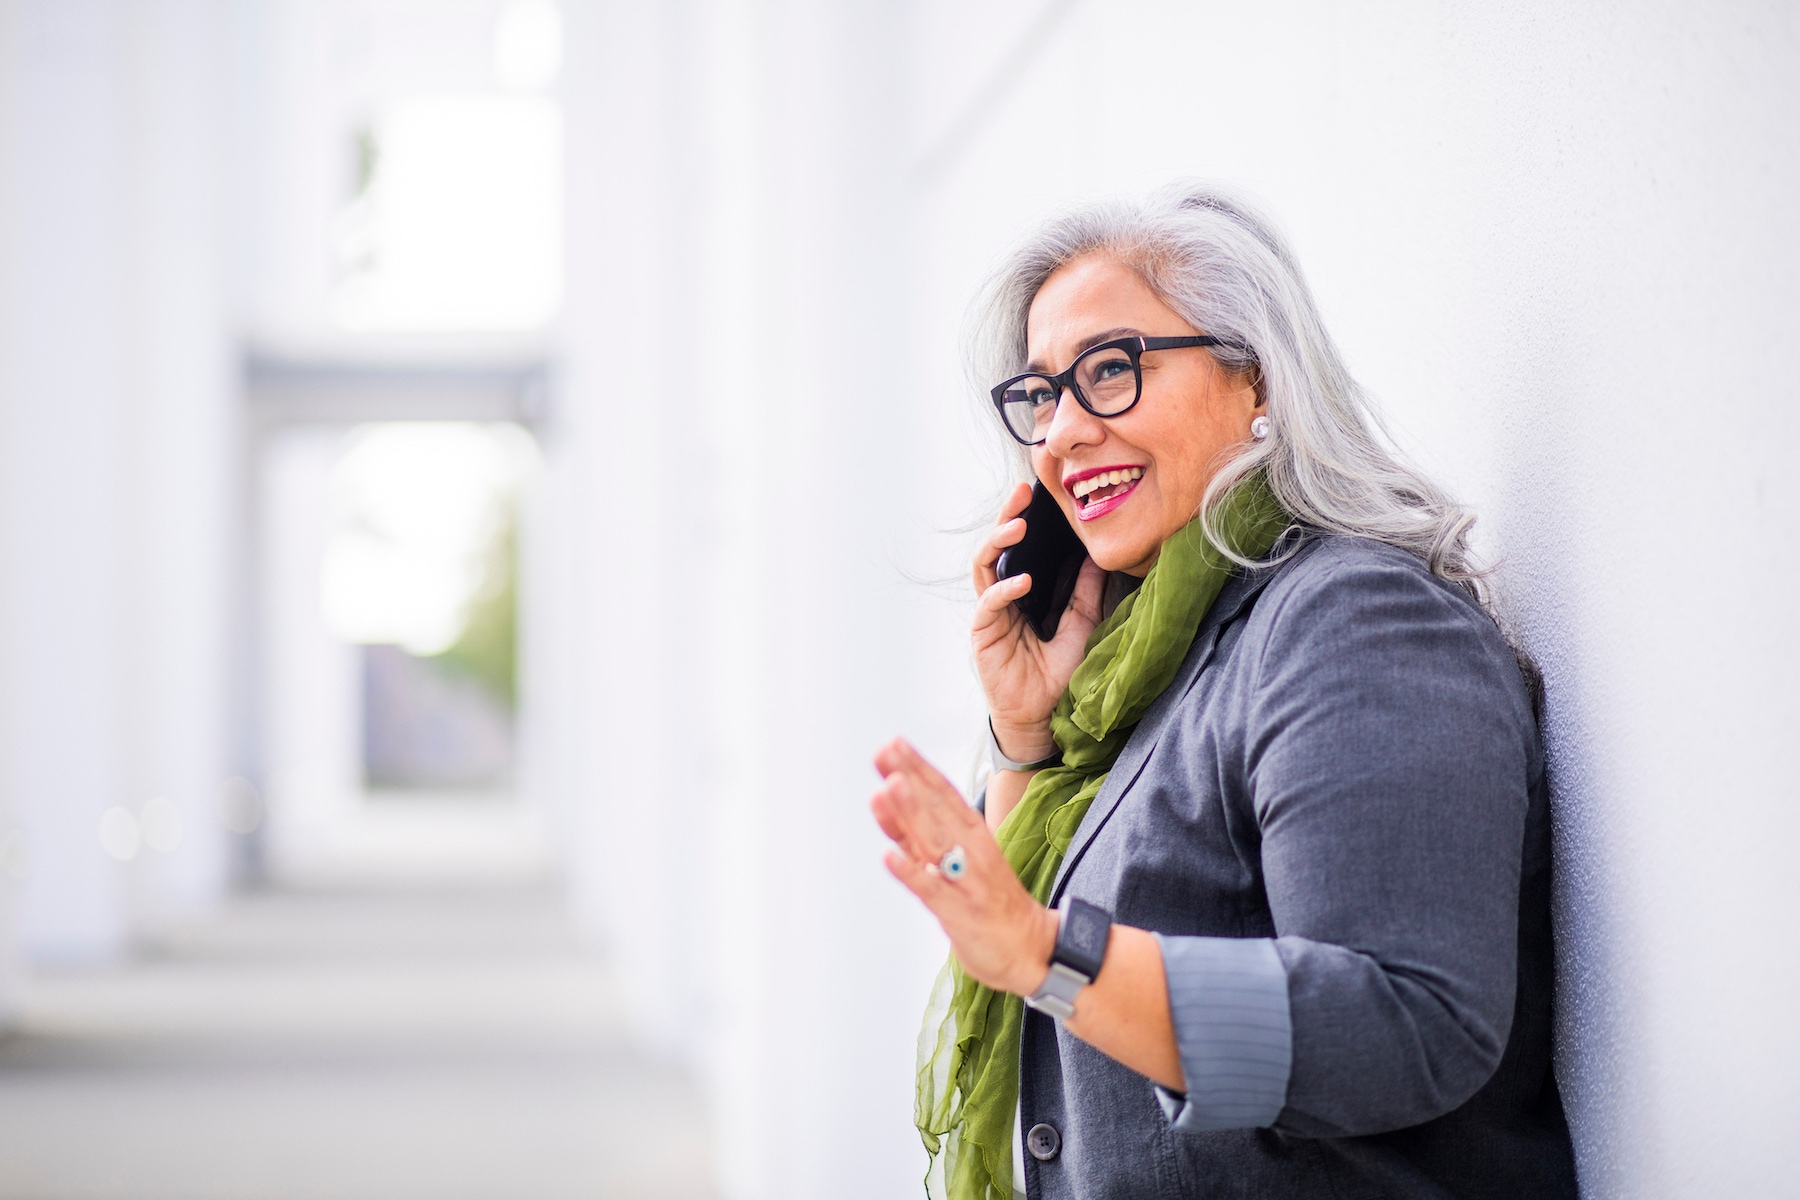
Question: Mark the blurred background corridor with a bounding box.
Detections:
[0,1,1796,1197]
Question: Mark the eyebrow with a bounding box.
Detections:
[1025,327,1142,374]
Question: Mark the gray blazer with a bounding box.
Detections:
[1019,534,1576,1199]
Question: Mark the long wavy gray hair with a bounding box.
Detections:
[967,183,1484,597]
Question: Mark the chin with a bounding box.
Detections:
[1080,534,1157,576]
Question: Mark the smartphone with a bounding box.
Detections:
[995,481,1088,642]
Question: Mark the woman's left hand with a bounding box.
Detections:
[870,738,1057,996]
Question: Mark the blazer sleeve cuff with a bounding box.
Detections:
[1151,934,1292,1132]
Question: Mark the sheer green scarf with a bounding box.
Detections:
[915,474,1288,1200]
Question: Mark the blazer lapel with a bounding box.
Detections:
[1047,562,1289,905]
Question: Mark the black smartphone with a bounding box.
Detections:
[995,481,1088,642]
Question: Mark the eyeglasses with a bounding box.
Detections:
[989,335,1239,447]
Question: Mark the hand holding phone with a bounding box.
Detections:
[973,481,1102,776]
[995,481,1089,642]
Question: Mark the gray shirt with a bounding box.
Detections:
[1019,534,1576,1199]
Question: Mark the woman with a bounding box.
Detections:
[869,187,1577,1200]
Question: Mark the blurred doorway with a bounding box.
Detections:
[246,361,551,887]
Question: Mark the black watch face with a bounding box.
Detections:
[1059,899,1111,980]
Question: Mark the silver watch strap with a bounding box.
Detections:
[1024,962,1089,1021]
[988,718,1059,774]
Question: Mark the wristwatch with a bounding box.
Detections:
[988,718,1061,774]
[1024,895,1113,1021]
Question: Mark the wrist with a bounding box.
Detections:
[1009,905,1061,996]
[989,716,1056,767]
[1020,898,1113,1022]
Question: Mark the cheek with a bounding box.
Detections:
[1144,431,1216,515]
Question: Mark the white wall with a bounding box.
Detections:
[556,2,956,1196]
[0,0,133,962]
[0,0,236,962]
[556,2,1800,1198]
[0,0,22,1014]
[257,427,363,880]
[114,0,237,922]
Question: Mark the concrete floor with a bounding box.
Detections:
[0,884,715,1200]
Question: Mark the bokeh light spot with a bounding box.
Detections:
[99,807,140,863]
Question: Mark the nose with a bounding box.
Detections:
[1042,383,1106,457]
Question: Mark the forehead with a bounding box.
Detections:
[1025,255,1186,356]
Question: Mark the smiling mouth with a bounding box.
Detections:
[1069,466,1144,516]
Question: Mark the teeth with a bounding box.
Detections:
[1071,468,1144,500]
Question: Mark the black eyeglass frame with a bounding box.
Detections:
[989,335,1242,447]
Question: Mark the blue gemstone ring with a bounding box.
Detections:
[939,845,968,881]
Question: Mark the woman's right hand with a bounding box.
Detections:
[973,481,1107,763]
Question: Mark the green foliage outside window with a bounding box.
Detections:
[432,499,516,709]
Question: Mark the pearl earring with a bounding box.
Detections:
[1250,416,1271,441]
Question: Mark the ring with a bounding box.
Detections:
[938,845,968,880]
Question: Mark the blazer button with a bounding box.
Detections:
[1025,1122,1061,1162]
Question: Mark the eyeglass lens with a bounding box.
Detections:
[997,344,1140,444]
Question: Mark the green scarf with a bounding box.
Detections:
[915,474,1288,1200]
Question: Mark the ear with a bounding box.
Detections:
[1221,361,1263,418]
[1234,360,1265,411]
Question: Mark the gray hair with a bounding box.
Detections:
[967,183,1484,596]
